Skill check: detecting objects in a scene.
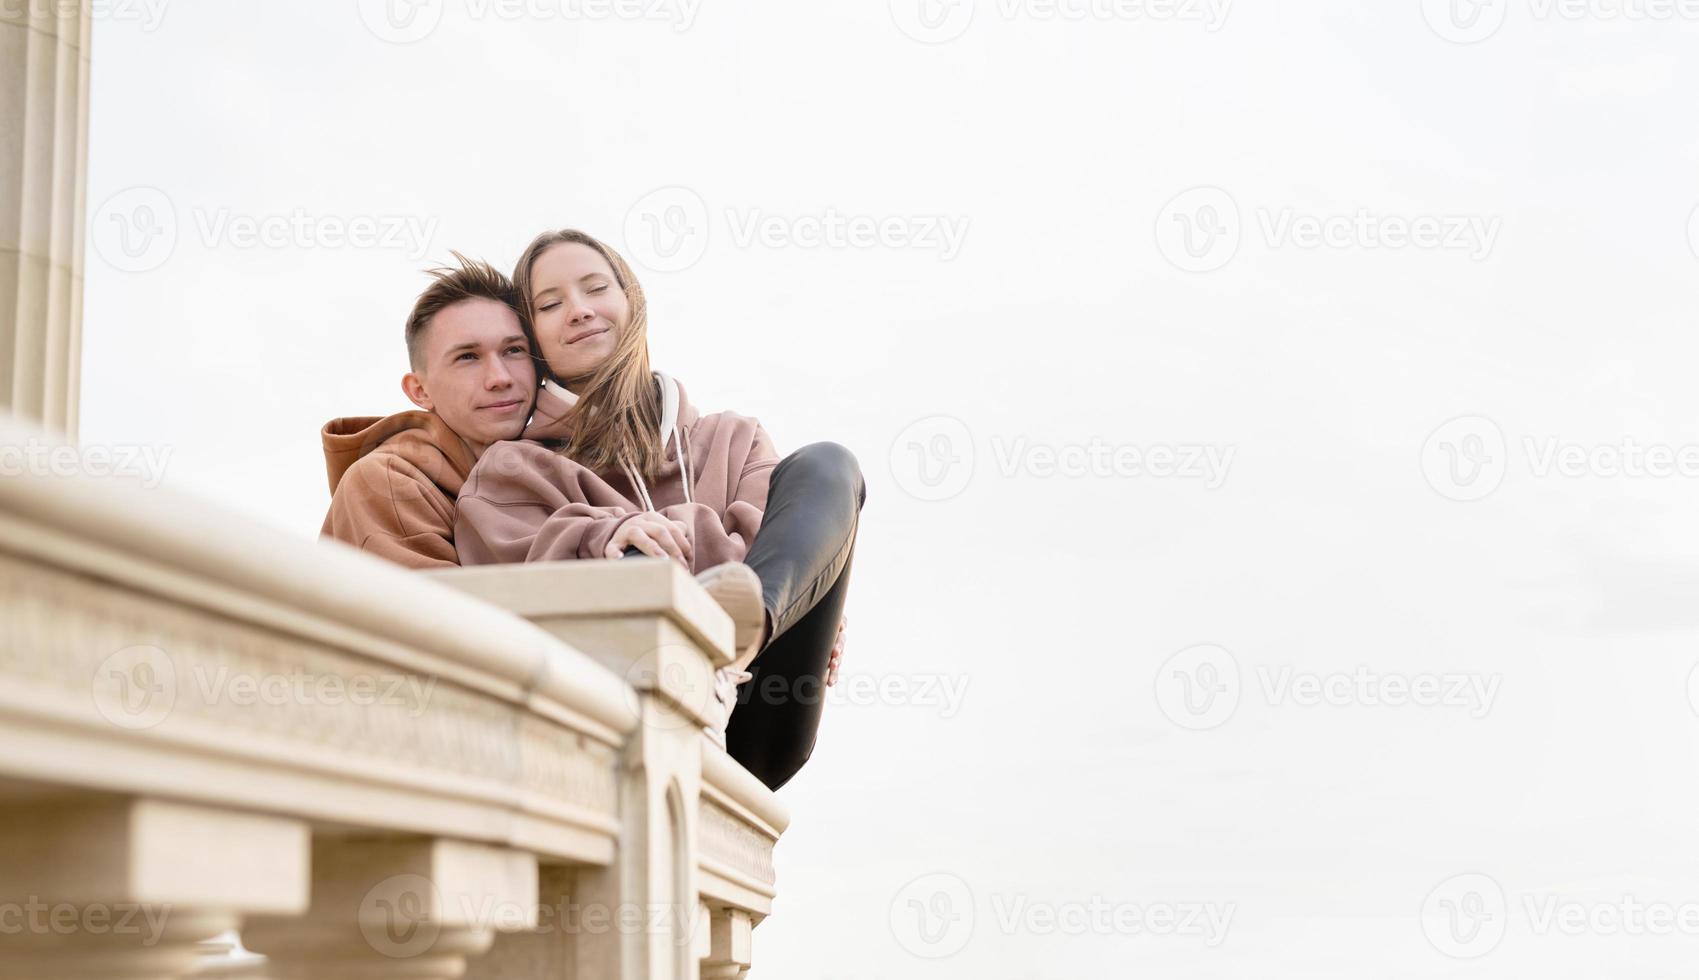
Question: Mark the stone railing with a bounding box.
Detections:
[0,414,788,979]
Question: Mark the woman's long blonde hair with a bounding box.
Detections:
[512,229,665,477]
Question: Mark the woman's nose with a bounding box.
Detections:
[568,303,595,325]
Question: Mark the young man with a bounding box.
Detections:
[321,255,538,568]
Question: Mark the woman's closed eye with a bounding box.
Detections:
[538,301,561,312]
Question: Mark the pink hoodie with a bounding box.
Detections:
[454,373,778,571]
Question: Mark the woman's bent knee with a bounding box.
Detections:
[780,442,865,504]
[744,742,814,792]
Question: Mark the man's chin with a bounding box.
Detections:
[448,417,525,453]
[483,425,527,446]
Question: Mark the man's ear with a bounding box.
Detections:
[401,372,433,411]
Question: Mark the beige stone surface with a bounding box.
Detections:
[0,410,795,978]
[0,0,88,435]
[428,559,737,667]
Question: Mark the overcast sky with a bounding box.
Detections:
[78,1,1699,974]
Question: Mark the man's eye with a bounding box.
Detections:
[457,352,477,362]
[505,346,528,356]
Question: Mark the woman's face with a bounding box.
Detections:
[527,242,631,385]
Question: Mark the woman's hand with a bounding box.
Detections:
[604,514,693,565]
[826,614,847,687]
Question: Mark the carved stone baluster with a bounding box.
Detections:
[461,866,577,980]
[699,908,751,980]
[0,798,309,980]
[243,837,537,980]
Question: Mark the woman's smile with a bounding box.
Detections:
[563,325,610,346]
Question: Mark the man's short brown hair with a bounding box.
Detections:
[405,252,524,372]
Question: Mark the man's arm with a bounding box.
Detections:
[322,454,459,570]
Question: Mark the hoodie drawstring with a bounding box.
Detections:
[624,426,693,512]
[622,458,656,512]
[621,375,694,512]
[675,419,695,506]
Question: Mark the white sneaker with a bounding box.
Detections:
[695,562,766,666]
[706,667,753,748]
[696,562,765,746]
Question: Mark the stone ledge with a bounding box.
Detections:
[0,415,639,740]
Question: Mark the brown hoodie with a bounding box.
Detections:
[454,374,778,571]
[320,412,479,569]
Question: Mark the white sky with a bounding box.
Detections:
[78,0,1699,975]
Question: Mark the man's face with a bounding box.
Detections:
[403,298,537,454]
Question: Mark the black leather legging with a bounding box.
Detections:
[727,442,865,790]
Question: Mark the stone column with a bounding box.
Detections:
[0,0,91,436]
[428,561,734,980]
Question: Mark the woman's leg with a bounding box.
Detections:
[725,556,852,789]
[725,442,865,790]
[746,442,865,648]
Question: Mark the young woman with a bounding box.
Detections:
[454,229,864,791]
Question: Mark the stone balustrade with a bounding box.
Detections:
[0,414,789,979]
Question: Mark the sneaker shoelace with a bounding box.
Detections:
[715,667,753,708]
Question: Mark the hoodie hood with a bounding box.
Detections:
[321,410,480,497]
[521,371,701,510]
[524,371,700,452]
